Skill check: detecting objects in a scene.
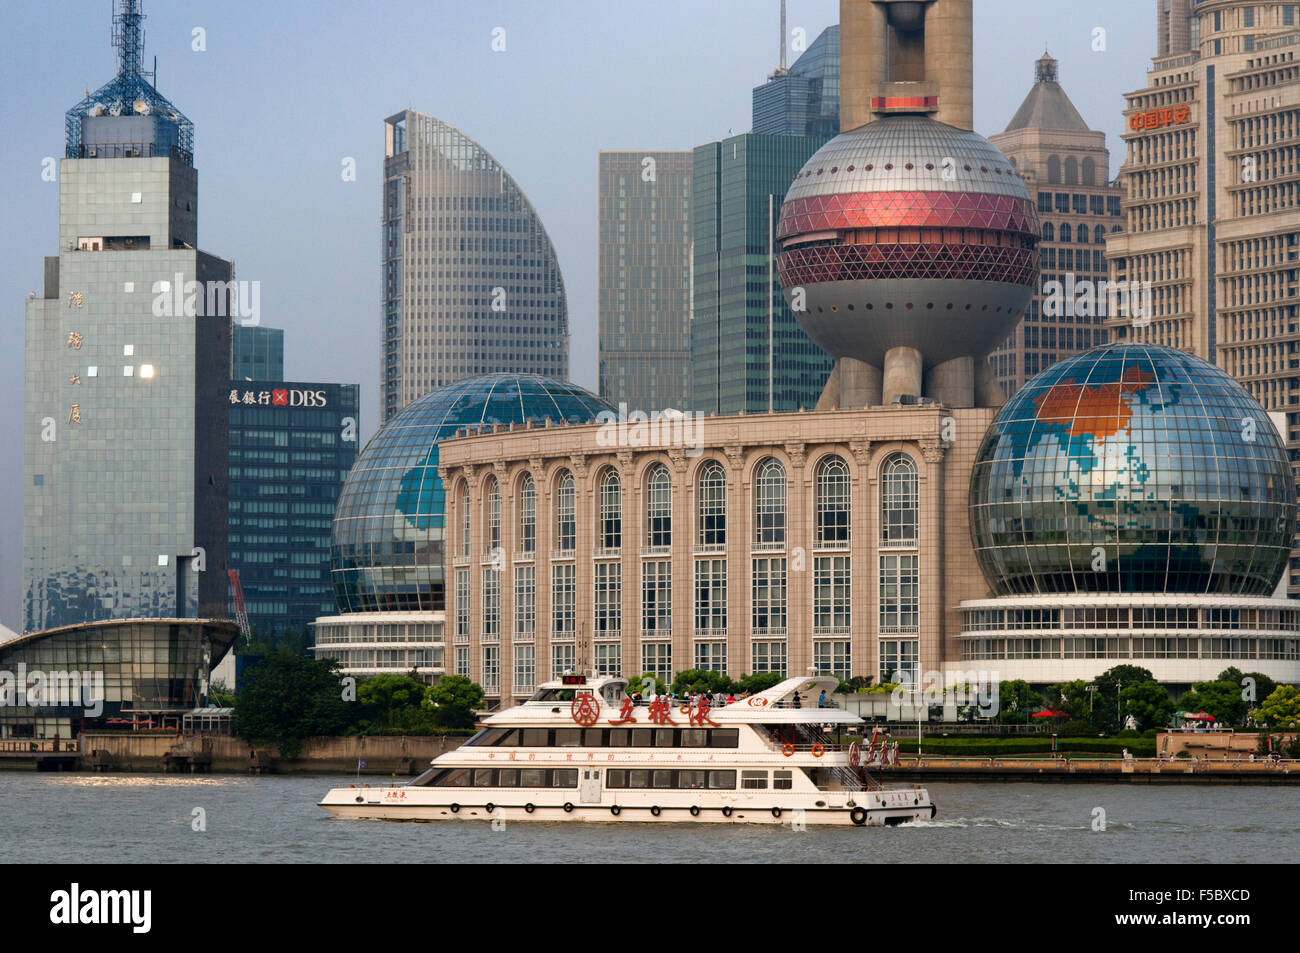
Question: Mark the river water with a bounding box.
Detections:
[2,772,1293,863]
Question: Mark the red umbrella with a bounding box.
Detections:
[1032,709,1069,718]
[1183,710,1216,722]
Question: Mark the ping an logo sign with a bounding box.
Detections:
[271,389,328,408]
[1128,105,1190,132]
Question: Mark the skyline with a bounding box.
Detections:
[0,0,1155,630]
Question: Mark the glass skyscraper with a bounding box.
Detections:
[232,326,284,382]
[752,25,840,138]
[597,151,693,410]
[381,110,569,423]
[24,3,231,632]
[691,134,834,414]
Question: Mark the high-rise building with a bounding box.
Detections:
[753,25,841,137]
[987,53,1123,397]
[692,133,834,414]
[1104,0,1300,594]
[24,0,231,632]
[232,325,284,381]
[227,380,359,637]
[597,152,693,410]
[381,110,569,423]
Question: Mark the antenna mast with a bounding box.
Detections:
[780,0,787,72]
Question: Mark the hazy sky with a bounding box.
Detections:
[0,0,1152,629]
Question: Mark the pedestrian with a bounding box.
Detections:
[818,690,828,709]
[727,693,736,707]
[793,691,802,709]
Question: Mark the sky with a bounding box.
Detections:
[0,0,1153,630]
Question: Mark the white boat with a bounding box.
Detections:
[318,675,935,826]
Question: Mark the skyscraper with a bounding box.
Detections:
[987,53,1123,397]
[381,110,570,422]
[24,0,231,632]
[753,25,841,138]
[597,151,693,410]
[1104,0,1300,594]
[692,133,834,414]
[232,325,284,381]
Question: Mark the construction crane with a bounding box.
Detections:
[228,569,252,644]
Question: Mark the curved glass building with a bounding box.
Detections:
[969,344,1297,596]
[330,374,612,614]
[382,110,570,422]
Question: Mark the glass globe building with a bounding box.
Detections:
[330,374,612,614]
[969,344,1297,596]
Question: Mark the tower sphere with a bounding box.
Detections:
[776,115,1039,370]
[969,344,1297,597]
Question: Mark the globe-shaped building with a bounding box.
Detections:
[969,344,1297,597]
[330,374,612,613]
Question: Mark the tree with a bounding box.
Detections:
[1217,668,1278,710]
[670,669,737,696]
[422,675,484,729]
[1046,679,1092,720]
[209,679,236,708]
[1120,679,1174,731]
[623,672,667,697]
[231,655,355,758]
[1250,684,1300,729]
[996,679,1040,724]
[738,672,785,695]
[358,674,431,731]
[1176,679,1247,725]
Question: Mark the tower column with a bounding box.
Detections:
[882,346,923,403]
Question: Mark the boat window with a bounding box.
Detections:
[681,729,707,748]
[411,767,438,787]
[583,728,605,746]
[679,770,707,789]
[441,768,471,787]
[655,728,674,747]
[498,768,518,786]
[741,770,768,790]
[631,728,654,747]
[473,769,494,787]
[520,769,546,788]
[554,728,582,747]
[553,769,579,788]
[652,769,673,788]
[467,727,510,746]
[607,769,628,788]
[493,728,521,746]
[709,729,739,748]
[708,770,736,790]
[609,729,631,747]
[629,769,650,788]
[521,728,549,746]
[773,770,793,790]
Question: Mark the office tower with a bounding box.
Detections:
[987,53,1123,397]
[1105,0,1300,593]
[381,110,570,423]
[227,380,359,638]
[753,25,841,137]
[597,151,693,411]
[24,0,231,632]
[232,325,284,381]
[692,133,834,414]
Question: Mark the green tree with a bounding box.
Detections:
[622,672,667,697]
[1176,680,1247,725]
[1120,679,1174,731]
[422,675,485,729]
[996,679,1041,724]
[738,672,785,695]
[231,655,355,758]
[1217,668,1278,710]
[209,679,236,708]
[1250,684,1300,729]
[358,674,430,730]
[1046,679,1092,719]
[670,669,737,696]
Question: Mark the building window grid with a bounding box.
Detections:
[694,558,728,635]
[879,554,919,633]
[598,469,622,554]
[513,564,535,640]
[641,560,672,636]
[751,640,788,675]
[813,555,852,634]
[594,562,621,637]
[880,453,918,548]
[813,640,851,679]
[554,471,576,553]
[815,455,851,549]
[696,460,727,551]
[753,458,787,551]
[751,557,788,636]
[517,474,536,555]
[645,464,672,551]
[551,563,576,637]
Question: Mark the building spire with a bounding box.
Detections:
[1035,49,1058,84]
[112,0,146,79]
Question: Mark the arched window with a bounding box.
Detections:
[1078,226,1089,244]
[1081,156,1096,185]
[1094,225,1107,243]
[1064,156,1079,185]
[1059,222,1072,243]
[599,468,621,552]
[1047,155,1061,184]
[753,458,787,549]
[517,474,536,554]
[646,464,672,550]
[815,455,851,548]
[1111,225,1121,233]
[880,454,918,547]
[484,477,501,554]
[458,482,471,558]
[1041,222,1055,242]
[697,460,727,550]
[554,470,575,553]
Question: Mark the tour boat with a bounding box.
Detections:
[318,675,935,826]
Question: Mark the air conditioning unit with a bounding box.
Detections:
[87,149,97,158]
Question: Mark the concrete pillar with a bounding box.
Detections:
[926,0,973,131]
[839,0,888,131]
[817,357,882,409]
[974,356,1005,408]
[882,346,923,404]
[924,356,974,408]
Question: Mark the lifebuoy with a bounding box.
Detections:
[610,804,622,816]
[811,744,825,758]
[721,806,733,817]
[850,806,868,826]
[485,802,495,813]
[563,802,574,813]
[929,805,937,818]
[782,743,795,757]
[689,805,701,816]
[679,705,690,714]
[650,805,662,816]
[771,807,783,818]
[450,803,460,813]
[524,802,536,814]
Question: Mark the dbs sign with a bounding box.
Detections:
[271,388,328,407]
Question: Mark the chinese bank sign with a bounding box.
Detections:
[228,387,329,408]
[1128,105,1191,132]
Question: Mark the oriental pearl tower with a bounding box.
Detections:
[777,0,1039,408]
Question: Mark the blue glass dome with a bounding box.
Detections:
[330,374,613,613]
[969,344,1297,596]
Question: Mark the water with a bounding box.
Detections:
[2,773,1294,863]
